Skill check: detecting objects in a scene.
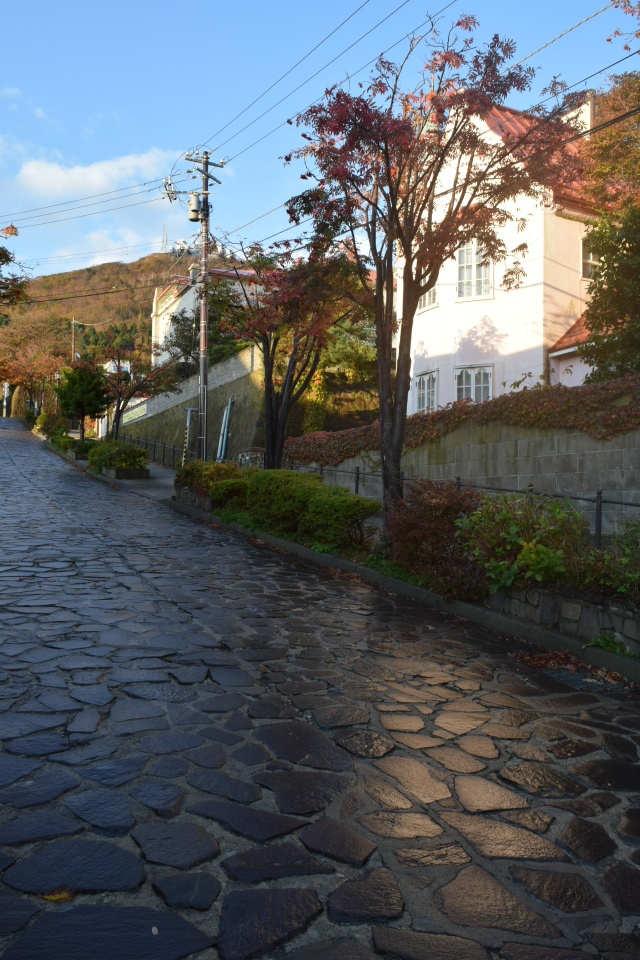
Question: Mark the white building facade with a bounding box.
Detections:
[401,105,595,415]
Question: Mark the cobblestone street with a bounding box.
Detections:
[1,419,639,960]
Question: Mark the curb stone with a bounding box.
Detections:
[168,497,640,686]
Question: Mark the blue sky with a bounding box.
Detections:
[0,0,636,280]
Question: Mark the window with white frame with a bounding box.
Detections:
[415,371,437,412]
[456,366,492,403]
[457,241,491,298]
[581,238,599,280]
[417,287,437,311]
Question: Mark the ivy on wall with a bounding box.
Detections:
[284,376,640,467]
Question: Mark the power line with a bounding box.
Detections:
[198,0,375,150]
[210,0,420,156]
[25,282,161,305]
[226,0,609,164]
[0,176,172,221]
[510,2,615,68]
[16,196,167,231]
[222,14,631,245]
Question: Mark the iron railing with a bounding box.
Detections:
[119,432,639,548]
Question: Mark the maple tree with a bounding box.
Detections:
[82,321,180,439]
[222,250,371,468]
[286,21,585,522]
[0,339,65,414]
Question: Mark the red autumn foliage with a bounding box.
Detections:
[286,23,585,526]
[284,375,640,467]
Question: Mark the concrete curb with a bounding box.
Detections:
[167,498,640,686]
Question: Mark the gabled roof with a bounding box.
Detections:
[549,315,590,354]
[484,104,593,213]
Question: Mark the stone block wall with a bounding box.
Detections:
[489,586,639,655]
[296,422,640,534]
[121,348,264,461]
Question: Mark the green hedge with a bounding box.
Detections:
[50,434,77,453]
[209,478,250,509]
[246,470,379,550]
[88,440,148,472]
[174,460,242,497]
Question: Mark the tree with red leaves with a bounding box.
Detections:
[286,19,585,523]
[223,250,371,468]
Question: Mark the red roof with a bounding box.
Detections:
[549,315,590,354]
[485,105,592,212]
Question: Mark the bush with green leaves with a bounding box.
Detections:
[565,548,640,602]
[246,470,379,550]
[174,460,242,497]
[35,412,70,439]
[209,478,249,510]
[456,493,591,593]
[51,434,77,453]
[88,440,148,473]
[74,439,98,459]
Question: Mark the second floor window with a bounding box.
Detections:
[416,371,437,412]
[457,241,491,298]
[418,287,437,311]
[456,366,492,403]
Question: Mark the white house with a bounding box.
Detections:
[402,103,597,414]
[150,263,259,367]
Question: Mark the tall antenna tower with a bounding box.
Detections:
[161,222,168,254]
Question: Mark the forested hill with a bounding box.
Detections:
[8,253,193,328]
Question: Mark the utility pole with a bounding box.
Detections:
[182,151,225,462]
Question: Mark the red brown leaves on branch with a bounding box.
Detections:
[285,20,584,525]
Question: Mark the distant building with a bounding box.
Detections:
[150,263,258,367]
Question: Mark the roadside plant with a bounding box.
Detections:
[386,479,485,600]
[456,493,590,592]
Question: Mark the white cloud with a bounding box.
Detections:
[16,147,177,200]
[0,88,21,99]
[33,107,47,121]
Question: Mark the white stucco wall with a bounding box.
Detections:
[402,199,592,412]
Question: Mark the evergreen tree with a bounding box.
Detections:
[55,366,111,440]
[579,206,640,381]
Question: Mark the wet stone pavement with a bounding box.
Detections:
[1,420,640,960]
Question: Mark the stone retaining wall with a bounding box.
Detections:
[490,586,639,656]
[293,422,640,534]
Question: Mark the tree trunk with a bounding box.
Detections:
[377,253,417,530]
[79,415,85,442]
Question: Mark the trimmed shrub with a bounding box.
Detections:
[457,493,591,593]
[10,386,27,418]
[35,412,70,438]
[386,479,485,600]
[51,434,77,453]
[209,478,249,510]
[88,441,148,472]
[74,439,98,459]
[299,483,380,550]
[246,470,379,549]
[247,470,325,537]
[175,460,242,497]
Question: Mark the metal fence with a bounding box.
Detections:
[119,432,640,548]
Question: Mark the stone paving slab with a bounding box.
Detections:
[1,419,640,959]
